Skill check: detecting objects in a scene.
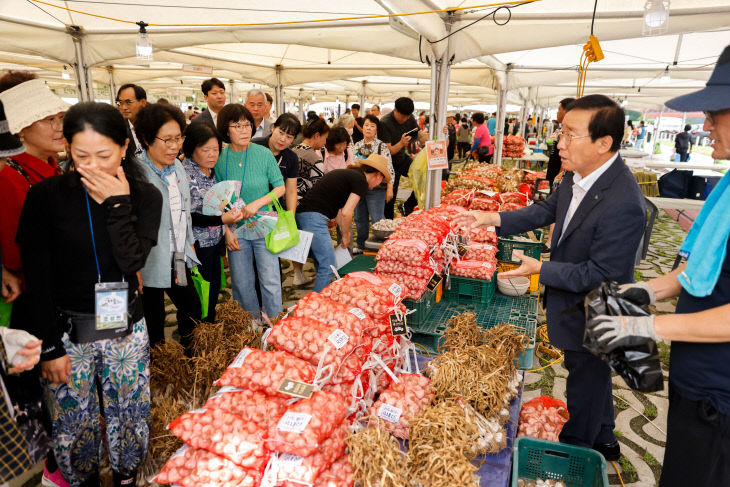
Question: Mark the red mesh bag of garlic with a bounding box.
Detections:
[312,455,354,487]
[266,391,349,457]
[321,272,406,319]
[274,421,349,486]
[153,445,261,487]
[291,292,376,338]
[374,260,435,280]
[268,316,360,372]
[376,239,433,268]
[450,259,497,280]
[463,243,498,262]
[441,189,474,207]
[469,226,498,244]
[216,348,316,398]
[470,193,501,212]
[168,408,269,471]
[368,373,434,439]
[425,204,467,219]
[500,191,528,206]
[375,271,430,300]
[203,387,289,430]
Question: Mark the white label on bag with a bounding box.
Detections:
[209,386,243,399]
[388,283,402,297]
[230,348,253,368]
[328,329,350,350]
[349,307,367,320]
[377,404,402,424]
[273,230,290,241]
[277,412,312,433]
[277,453,304,469]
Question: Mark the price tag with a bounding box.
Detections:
[277,378,316,399]
[328,329,350,350]
[426,273,443,292]
[389,314,408,336]
[276,412,312,434]
[229,348,253,368]
[388,283,402,298]
[349,307,367,320]
[457,245,468,258]
[377,404,403,424]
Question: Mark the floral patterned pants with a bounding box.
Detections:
[42,319,150,486]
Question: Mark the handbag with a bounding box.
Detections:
[190,266,210,319]
[265,191,300,254]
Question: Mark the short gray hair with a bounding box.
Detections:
[335,113,355,128]
[246,89,266,101]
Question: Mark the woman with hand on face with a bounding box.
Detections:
[352,114,395,253]
[134,103,201,353]
[215,104,285,321]
[182,123,242,324]
[16,102,162,487]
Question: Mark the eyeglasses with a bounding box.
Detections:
[556,129,591,145]
[155,136,185,147]
[37,115,64,130]
[704,108,730,125]
[229,122,253,131]
[116,99,139,107]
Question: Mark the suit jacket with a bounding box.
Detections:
[191,108,216,129]
[675,131,693,152]
[499,155,646,351]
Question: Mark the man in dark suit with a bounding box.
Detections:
[456,94,646,460]
[674,124,694,162]
[116,83,147,156]
[191,78,226,129]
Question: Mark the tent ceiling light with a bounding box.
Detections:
[642,0,670,36]
[660,66,671,84]
[136,21,153,61]
[61,65,70,80]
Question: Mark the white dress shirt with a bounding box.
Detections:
[210,110,218,127]
[558,152,619,245]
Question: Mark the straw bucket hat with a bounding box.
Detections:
[0,79,70,134]
[356,153,391,183]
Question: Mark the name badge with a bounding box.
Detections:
[95,282,128,331]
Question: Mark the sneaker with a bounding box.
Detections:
[43,461,69,487]
[397,203,407,217]
[293,273,312,286]
[352,247,364,255]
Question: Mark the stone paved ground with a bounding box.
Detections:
[522,210,684,487]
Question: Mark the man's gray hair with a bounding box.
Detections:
[246,89,266,101]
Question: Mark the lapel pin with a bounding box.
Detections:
[594,195,598,199]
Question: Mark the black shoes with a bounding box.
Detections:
[593,440,621,461]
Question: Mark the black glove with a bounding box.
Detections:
[617,281,656,307]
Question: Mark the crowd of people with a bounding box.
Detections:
[1,42,729,487]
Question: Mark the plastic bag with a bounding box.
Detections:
[583,281,664,392]
[291,293,376,338]
[368,373,434,439]
[268,316,360,371]
[450,259,497,280]
[216,348,317,397]
[168,408,269,471]
[204,387,289,430]
[408,149,429,210]
[266,391,348,457]
[274,422,349,486]
[154,445,261,487]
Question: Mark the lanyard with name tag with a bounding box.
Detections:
[84,188,128,330]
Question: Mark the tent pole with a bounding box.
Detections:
[228,79,234,105]
[107,66,116,105]
[298,90,304,122]
[274,65,283,118]
[652,105,664,159]
[495,64,511,166]
[360,81,366,111]
[69,26,93,102]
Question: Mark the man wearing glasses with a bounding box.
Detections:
[455,94,646,461]
[116,83,147,156]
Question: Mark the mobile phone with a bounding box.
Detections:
[404,127,419,136]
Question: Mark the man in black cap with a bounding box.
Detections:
[586,44,730,487]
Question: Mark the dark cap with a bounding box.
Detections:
[665,44,730,112]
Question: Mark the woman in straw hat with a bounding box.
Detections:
[0,71,70,487]
[16,101,162,487]
[295,154,390,292]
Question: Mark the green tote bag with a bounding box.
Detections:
[265,192,300,254]
[190,266,210,319]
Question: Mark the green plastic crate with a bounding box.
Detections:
[497,229,544,264]
[445,271,497,305]
[409,294,538,368]
[403,286,436,327]
[512,437,609,487]
[338,255,375,275]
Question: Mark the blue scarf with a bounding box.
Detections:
[678,170,730,297]
[141,150,175,185]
